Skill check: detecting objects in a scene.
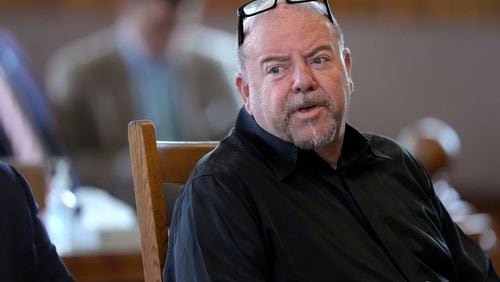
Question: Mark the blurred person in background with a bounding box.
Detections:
[0,66,45,165]
[0,161,74,281]
[45,0,239,207]
[0,28,65,165]
[398,117,497,252]
[0,29,74,213]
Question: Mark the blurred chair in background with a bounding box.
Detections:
[45,0,239,207]
[398,117,497,252]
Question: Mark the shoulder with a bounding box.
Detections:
[363,132,415,162]
[0,162,24,190]
[0,163,37,260]
[170,24,235,70]
[0,161,14,180]
[169,25,230,83]
[363,132,433,192]
[173,49,228,83]
[182,134,264,199]
[49,28,118,69]
[0,163,74,281]
[46,28,121,97]
[193,132,263,178]
[0,162,34,209]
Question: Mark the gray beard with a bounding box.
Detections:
[286,117,337,150]
[281,82,350,150]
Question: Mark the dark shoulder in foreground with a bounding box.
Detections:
[0,162,75,282]
[0,162,28,204]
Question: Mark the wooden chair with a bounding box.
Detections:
[128,120,217,282]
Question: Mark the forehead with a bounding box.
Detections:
[243,4,336,55]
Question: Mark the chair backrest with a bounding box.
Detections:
[128,120,216,282]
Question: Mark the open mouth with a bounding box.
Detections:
[297,105,318,113]
[286,96,330,119]
[290,103,325,120]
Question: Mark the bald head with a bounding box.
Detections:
[237,1,344,76]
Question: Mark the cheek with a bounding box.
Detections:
[332,86,350,120]
[249,85,287,127]
[247,69,291,119]
[321,73,349,104]
[250,88,272,117]
[261,86,288,115]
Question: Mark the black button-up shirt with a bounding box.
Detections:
[164,108,498,281]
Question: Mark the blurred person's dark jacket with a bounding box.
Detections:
[0,161,74,281]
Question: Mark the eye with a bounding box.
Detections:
[268,66,283,74]
[312,57,327,65]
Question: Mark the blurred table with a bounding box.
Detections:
[62,250,143,282]
[45,185,145,281]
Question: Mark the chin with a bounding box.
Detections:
[288,124,337,150]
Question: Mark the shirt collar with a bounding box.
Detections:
[338,125,392,169]
[233,108,390,181]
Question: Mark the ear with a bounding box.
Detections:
[235,72,253,115]
[342,47,354,92]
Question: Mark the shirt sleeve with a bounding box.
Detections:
[164,173,269,282]
[405,153,499,281]
[431,189,499,281]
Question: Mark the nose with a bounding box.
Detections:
[291,61,317,93]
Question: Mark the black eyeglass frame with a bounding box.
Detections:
[237,0,334,46]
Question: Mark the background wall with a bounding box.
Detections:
[345,20,500,200]
[0,0,499,201]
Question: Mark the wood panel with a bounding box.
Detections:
[0,0,118,9]
[0,0,499,23]
[205,0,500,22]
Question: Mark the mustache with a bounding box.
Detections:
[284,92,334,116]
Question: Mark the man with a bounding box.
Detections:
[46,0,239,207]
[164,0,498,281]
[0,161,74,281]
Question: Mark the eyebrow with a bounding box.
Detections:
[303,44,334,58]
[259,55,290,67]
[259,44,335,66]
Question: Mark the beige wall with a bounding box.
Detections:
[342,19,500,199]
